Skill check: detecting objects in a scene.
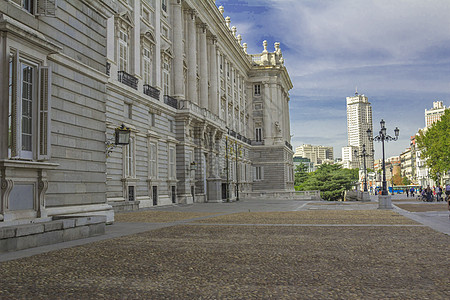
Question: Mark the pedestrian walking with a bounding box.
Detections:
[406,188,409,197]
[410,187,415,197]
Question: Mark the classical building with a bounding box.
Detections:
[294,144,333,165]
[343,90,374,169]
[425,101,446,128]
[0,0,294,229]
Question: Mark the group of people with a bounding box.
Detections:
[418,184,450,202]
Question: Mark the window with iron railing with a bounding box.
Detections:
[143,84,160,100]
[118,71,138,90]
[164,95,178,109]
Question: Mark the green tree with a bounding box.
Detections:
[298,164,358,201]
[294,163,309,188]
[416,109,450,180]
[402,176,411,185]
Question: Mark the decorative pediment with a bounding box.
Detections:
[116,11,133,28]
[141,30,156,45]
[161,47,173,59]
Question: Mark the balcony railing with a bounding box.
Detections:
[285,141,293,150]
[118,71,138,90]
[252,140,265,146]
[164,95,178,109]
[143,84,160,100]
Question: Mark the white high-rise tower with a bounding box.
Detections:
[344,90,374,169]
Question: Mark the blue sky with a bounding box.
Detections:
[217,0,450,159]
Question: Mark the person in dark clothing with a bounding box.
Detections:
[426,185,433,202]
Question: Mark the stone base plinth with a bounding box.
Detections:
[378,195,393,209]
[207,179,223,203]
[361,192,371,202]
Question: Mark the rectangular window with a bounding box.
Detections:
[119,30,128,72]
[169,147,175,179]
[254,84,261,96]
[255,166,263,181]
[8,51,51,160]
[255,127,262,142]
[163,61,170,96]
[21,63,34,156]
[124,103,132,119]
[149,112,155,126]
[149,142,157,178]
[161,0,167,12]
[23,0,33,13]
[143,48,152,85]
[124,137,135,178]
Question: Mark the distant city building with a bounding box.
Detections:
[343,91,374,169]
[293,157,315,173]
[341,146,358,169]
[425,101,446,128]
[294,144,333,165]
[400,148,413,182]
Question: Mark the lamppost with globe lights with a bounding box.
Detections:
[368,119,399,208]
[354,144,374,192]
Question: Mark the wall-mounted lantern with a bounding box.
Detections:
[115,124,131,145]
[106,124,131,157]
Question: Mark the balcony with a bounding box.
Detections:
[164,95,178,109]
[143,84,160,100]
[285,141,293,150]
[118,71,138,90]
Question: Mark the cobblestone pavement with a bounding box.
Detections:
[0,200,449,299]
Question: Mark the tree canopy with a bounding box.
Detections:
[416,109,450,180]
[296,164,358,201]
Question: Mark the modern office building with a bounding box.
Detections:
[425,101,446,128]
[0,0,294,230]
[294,144,333,165]
[343,90,374,169]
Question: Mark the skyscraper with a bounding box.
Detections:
[344,90,374,169]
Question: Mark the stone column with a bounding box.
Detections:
[208,37,218,115]
[172,0,184,99]
[187,10,198,104]
[198,23,208,109]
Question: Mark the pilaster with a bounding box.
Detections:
[172,0,184,98]
[208,36,219,115]
[198,23,208,109]
[187,9,198,104]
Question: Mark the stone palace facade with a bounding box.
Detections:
[0,0,294,225]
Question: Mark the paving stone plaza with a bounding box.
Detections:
[1,196,449,299]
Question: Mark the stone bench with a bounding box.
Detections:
[0,215,106,253]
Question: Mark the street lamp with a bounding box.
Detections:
[368,119,399,198]
[354,144,373,192]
